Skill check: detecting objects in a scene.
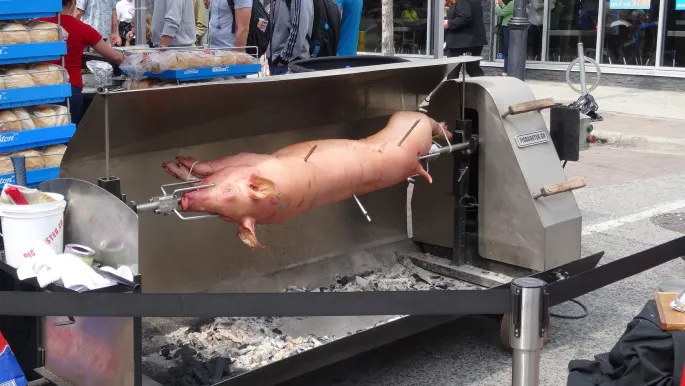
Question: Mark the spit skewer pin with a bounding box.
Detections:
[353,194,372,222]
[398,119,421,147]
[304,144,317,162]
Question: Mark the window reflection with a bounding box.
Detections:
[662,0,685,66]
[547,0,600,62]
[359,0,430,54]
[528,0,545,60]
[601,0,660,65]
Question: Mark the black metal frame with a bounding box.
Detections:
[2,238,684,386]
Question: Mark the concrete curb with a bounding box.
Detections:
[593,130,685,154]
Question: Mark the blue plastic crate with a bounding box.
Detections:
[0,124,75,153]
[0,42,67,65]
[138,64,262,81]
[0,84,71,109]
[0,166,60,189]
[0,0,62,20]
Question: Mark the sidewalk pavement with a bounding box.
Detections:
[526,80,685,154]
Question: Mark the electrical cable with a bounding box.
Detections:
[550,298,588,320]
[562,160,568,168]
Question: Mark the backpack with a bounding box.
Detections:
[285,0,341,58]
[227,0,271,58]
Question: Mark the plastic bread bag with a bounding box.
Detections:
[42,144,67,168]
[0,21,31,45]
[1,65,36,89]
[27,20,61,43]
[28,63,67,86]
[119,52,154,80]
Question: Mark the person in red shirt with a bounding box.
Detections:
[39,0,125,125]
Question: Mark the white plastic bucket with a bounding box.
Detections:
[0,193,67,269]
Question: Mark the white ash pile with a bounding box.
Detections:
[143,256,473,385]
[284,256,469,293]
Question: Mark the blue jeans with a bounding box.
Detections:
[269,62,289,76]
[63,86,84,125]
[503,27,510,73]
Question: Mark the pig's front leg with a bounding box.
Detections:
[162,153,271,181]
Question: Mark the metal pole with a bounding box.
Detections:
[381,0,394,55]
[509,277,548,386]
[577,42,588,95]
[433,0,444,58]
[134,0,147,48]
[506,0,530,80]
[104,89,111,179]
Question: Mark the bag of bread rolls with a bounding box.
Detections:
[123,78,161,90]
[0,23,31,45]
[214,50,237,66]
[235,52,256,65]
[51,105,70,126]
[170,51,199,70]
[11,149,44,171]
[30,105,59,128]
[42,144,67,168]
[0,110,22,133]
[27,21,59,43]
[196,51,216,67]
[0,153,13,175]
[2,67,36,89]
[10,108,36,130]
[29,63,65,86]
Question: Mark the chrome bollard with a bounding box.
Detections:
[510,278,548,386]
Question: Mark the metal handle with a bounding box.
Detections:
[502,98,556,119]
[533,177,586,199]
[53,316,76,326]
[10,154,27,187]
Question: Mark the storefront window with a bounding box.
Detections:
[600,0,660,65]
[661,0,685,66]
[359,0,431,54]
[546,0,600,61]
[492,0,545,62]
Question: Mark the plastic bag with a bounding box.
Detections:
[0,331,28,386]
[119,52,155,80]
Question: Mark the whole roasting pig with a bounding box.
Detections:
[162,111,450,248]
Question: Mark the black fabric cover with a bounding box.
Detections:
[567,300,685,386]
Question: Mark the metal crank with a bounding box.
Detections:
[133,180,218,220]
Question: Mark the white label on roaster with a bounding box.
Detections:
[515,131,549,148]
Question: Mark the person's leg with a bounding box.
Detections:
[269,60,289,76]
[503,27,510,75]
[465,46,485,77]
[69,86,84,126]
[445,48,466,80]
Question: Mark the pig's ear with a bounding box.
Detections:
[237,218,265,249]
[247,174,279,200]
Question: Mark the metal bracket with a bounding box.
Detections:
[53,316,75,326]
[540,290,549,337]
[512,287,522,338]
